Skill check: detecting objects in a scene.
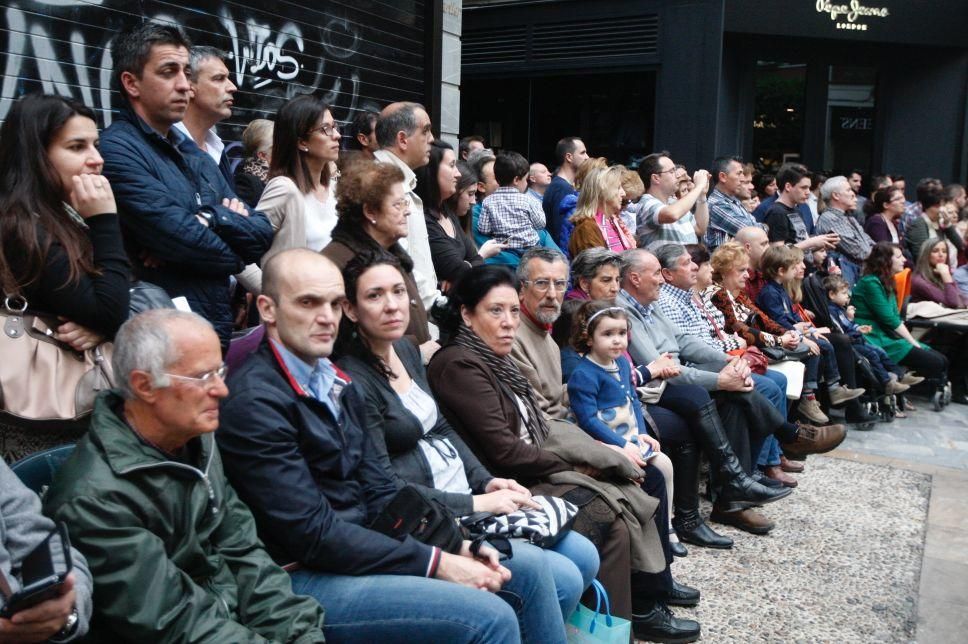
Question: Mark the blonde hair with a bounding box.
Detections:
[571,166,624,222]
[574,157,608,191]
[241,118,274,157]
[760,245,802,281]
[621,167,645,202]
[710,241,749,283]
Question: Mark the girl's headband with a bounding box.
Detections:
[585,306,627,327]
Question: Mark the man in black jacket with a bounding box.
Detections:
[217,249,522,643]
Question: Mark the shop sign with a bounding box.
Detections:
[815,1,890,32]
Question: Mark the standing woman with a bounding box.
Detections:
[233,118,274,208]
[258,95,340,264]
[0,94,130,459]
[417,141,504,291]
[568,166,636,258]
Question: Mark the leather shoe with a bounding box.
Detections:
[781,422,846,458]
[710,506,775,535]
[754,471,784,488]
[664,580,700,607]
[632,602,701,643]
[675,518,734,549]
[669,540,688,558]
[899,371,925,386]
[779,455,804,473]
[763,465,798,488]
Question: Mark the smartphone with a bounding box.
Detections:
[0,523,72,618]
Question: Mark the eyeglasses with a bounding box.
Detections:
[524,279,568,293]
[390,197,412,212]
[655,167,677,176]
[164,364,228,388]
[309,122,340,137]
[889,195,906,203]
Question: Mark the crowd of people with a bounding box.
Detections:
[1,20,966,644]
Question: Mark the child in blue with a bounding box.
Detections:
[755,245,864,423]
[823,274,923,394]
[566,300,682,551]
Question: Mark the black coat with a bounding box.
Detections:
[339,339,492,517]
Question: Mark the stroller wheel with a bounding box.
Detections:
[932,390,945,411]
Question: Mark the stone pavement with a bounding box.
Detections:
[829,393,968,643]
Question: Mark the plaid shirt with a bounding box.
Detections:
[656,283,741,352]
[705,188,760,251]
[618,288,655,324]
[478,186,545,249]
[815,208,875,263]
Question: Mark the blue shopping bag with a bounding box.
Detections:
[566,580,632,643]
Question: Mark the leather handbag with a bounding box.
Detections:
[0,297,114,429]
[369,485,465,554]
[728,346,768,375]
[761,343,810,363]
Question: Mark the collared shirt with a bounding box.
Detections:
[478,186,545,249]
[635,193,698,246]
[705,188,760,251]
[618,288,655,324]
[270,338,341,419]
[374,149,440,312]
[173,122,225,168]
[656,283,738,352]
[815,207,875,263]
[526,188,544,204]
[902,201,923,230]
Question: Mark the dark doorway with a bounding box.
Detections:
[751,61,807,170]
[460,71,656,168]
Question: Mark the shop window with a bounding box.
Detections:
[824,66,877,177]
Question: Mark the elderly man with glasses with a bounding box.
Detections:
[44,309,327,642]
[816,176,876,285]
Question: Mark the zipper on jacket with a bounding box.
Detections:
[118,445,219,517]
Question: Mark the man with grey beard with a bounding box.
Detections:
[510,247,571,420]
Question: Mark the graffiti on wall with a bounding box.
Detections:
[0,0,423,138]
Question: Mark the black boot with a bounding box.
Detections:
[667,440,733,549]
[693,401,792,512]
[632,600,701,643]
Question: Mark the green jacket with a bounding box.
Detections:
[43,392,326,643]
[851,274,928,363]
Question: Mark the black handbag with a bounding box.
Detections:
[761,343,810,363]
[128,281,175,318]
[369,486,465,554]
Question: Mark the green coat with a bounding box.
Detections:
[43,392,326,643]
[851,274,927,363]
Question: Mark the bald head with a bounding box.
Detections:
[375,101,434,168]
[734,226,770,268]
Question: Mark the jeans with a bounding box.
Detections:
[839,256,862,286]
[291,569,522,644]
[853,341,897,384]
[757,436,782,468]
[548,531,600,616]
[752,370,788,416]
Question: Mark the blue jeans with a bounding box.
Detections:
[757,436,782,468]
[291,540,566,644]
[548,531,600,616]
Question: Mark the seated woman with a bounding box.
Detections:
[0,94,130,459]
[322,160,434,352]
[912,238,965,309]
[565,247,624,302]
[852,242,952,409]
[568,166,636,258]
[335,251,599,640]
[427,265,701,642]
[417,141,504,291]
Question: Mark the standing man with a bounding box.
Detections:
[173,46,237,189]
[705,156,761,251]
[458,135,485,160]
[815,176,875,285]
[43,310,327,641]
[543,136,588,243]
[526,162,553,204]
[634,152,709,247]
[847,170,867,223]
[374,102,441,313]
[764,163,838,255]
[100,24,272,346]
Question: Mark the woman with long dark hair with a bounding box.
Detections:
[258,95,340,265]
[0,94,130,459]
[416,141,504,291]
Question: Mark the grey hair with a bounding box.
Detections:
[188,45,229,75]
[570,247,624,284]
[653,242,688,270]
[466,148,497,178]
[820,175,850,203]
[516,247,568,282]
[620,248,652,280]
[375,102,425,149]
[112,309,213,399]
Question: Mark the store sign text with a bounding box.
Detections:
[816,1,890,32]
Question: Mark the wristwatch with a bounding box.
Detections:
[53,607,79,641]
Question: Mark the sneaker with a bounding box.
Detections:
[885,379,910,395]
[798,397,829,424]
[781,422,847,458]
[899,372,926,386]
[829,385,865,406]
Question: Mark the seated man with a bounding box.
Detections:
[1,461,92,643]
[215,249,522,643]
[43,310,326,641]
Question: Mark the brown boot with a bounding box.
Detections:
[710,506,775,535]
[781,422,846,458]
[763,465,798,488]
[780,455,804,473]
